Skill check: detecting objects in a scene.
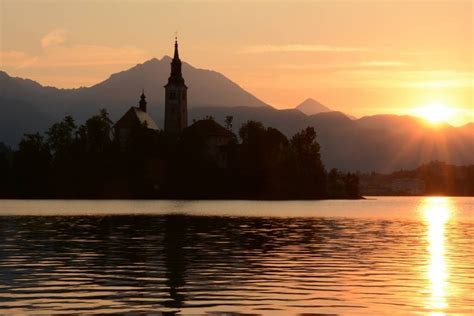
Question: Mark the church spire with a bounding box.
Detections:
[139,89,147,112]
[167,35,186,86]
[174,35,180,60]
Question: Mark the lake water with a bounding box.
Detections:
[0,197,472,315]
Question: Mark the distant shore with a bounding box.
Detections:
[0,195,365,201]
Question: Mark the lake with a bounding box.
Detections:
[0,197,472,315]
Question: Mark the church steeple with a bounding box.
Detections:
[167,36,185,86]
[139,89,147,112]
[174,36,180,60]
[164,37,188,134]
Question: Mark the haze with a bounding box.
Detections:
[1,0,472,124]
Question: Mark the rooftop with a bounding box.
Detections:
[114,107,159,130]
[184,119,235,138]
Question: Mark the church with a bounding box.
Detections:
[114,38,236,160]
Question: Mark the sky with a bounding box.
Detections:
[1,0,472,124]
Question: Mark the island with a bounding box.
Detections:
[0,39,359,200]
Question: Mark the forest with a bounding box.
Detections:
[0,109,360,199]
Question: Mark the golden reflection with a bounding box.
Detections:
[421,197,452,315]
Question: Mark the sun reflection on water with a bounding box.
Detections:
[422,197,452,315]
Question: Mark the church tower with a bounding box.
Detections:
[164,37,188,134]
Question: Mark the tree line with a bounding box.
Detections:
[0,110,360,199]
[360,161,474,196]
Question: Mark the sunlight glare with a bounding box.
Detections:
[421,197,452,314]
[412,103,456,124]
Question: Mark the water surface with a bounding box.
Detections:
[0,197,472,315]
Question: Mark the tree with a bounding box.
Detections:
[344,173,360,198]
[17,133,50,163]
[13,133,51,197]
[238,121,291,198]
[2,113,361,199]
[290,127,321,164]
[326,168,344,198]
[239,120,265,144]
[0,142,12,197]
[46,115,77,160]
[76,109,113,153]
[290,127,326,198]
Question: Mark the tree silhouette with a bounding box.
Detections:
[1,113,363,199]
[13,133,51,197]
[76,109,113,153]
[47,115,77,160]
[289,127,326,198]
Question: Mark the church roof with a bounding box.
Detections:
[114,107,160,130]
[184,119,235,138]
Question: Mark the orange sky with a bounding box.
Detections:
[1,0,472,125]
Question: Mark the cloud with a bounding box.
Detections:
[0,50,38,69]
[274,63,345,70]
[1,29,151,70]
[41,29,68,49]
[401,71,473,88]
[275,60,409,70]
[333,69,474,88]
[240,44,369,54]
[358,61,409,67]
[35,44,151,67]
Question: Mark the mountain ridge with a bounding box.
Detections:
[1,60,472,172]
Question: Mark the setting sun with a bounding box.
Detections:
[412,103,456,125]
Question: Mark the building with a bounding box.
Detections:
[182,118,236,167]
[114,37,235,154]
[114,91,159,145]
[164,37,188,134]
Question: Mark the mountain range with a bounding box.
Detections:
[1,57,473,172]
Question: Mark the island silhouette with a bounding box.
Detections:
[0,39,359,200]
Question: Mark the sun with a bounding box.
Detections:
[412,103,455,125]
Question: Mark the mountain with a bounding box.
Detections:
[0,56,269,145]
[1,60,473,172]
[84,56,270,111]
[189,108,473,172]
[296,98,332,115]
[357,114,425,131]
[0,57,270,114]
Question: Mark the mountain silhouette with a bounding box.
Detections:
[1,60,473,172]
[0,56,269,120]
[0,57,269,145]
[296,98,331,115]
[188,107,473,172]
[86,57,270,110]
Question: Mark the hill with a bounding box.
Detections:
[296,98,332,115]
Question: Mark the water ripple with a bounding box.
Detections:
[0,198,473,315]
